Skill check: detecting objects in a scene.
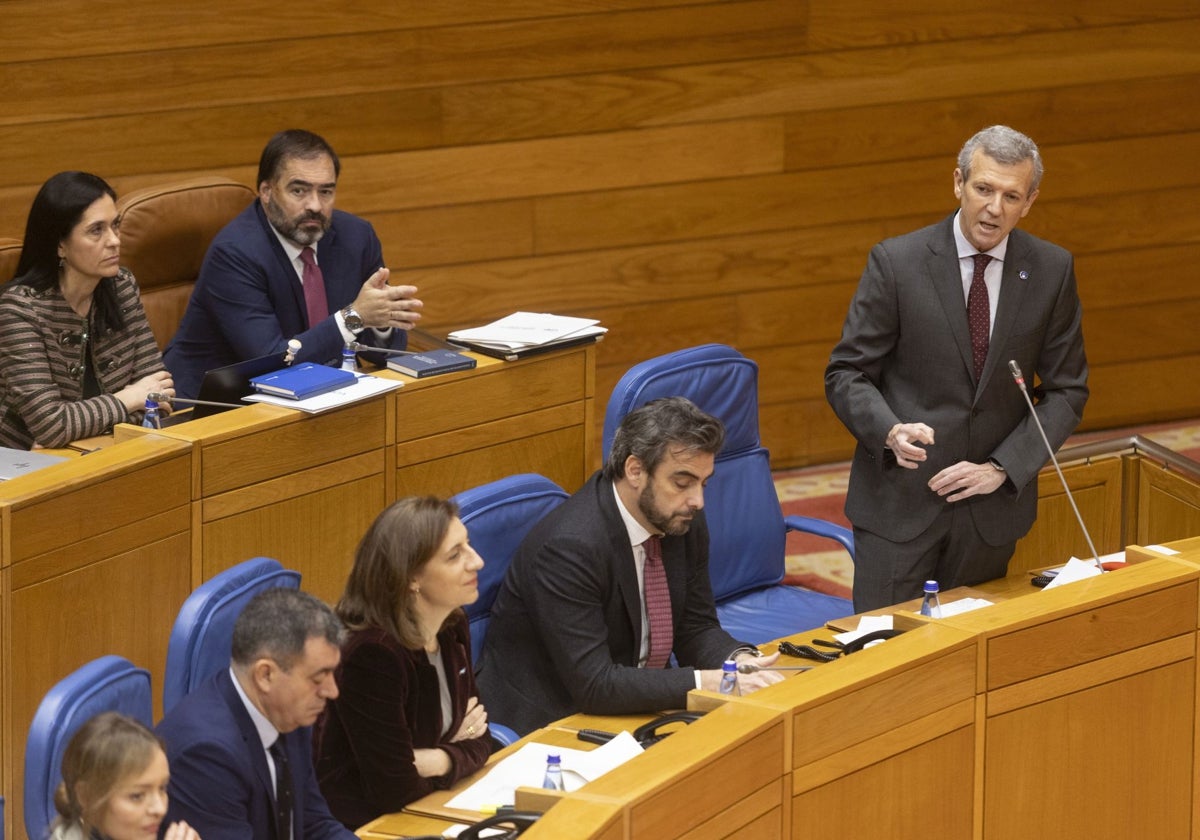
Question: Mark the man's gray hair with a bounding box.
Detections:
[231,588,345,670]
[958,125,1043,192]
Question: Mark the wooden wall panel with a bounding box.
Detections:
[0,0,1194,488]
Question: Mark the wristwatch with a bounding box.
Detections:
[340,306,364,332]
[988,458,1006,473]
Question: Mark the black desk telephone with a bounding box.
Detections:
[577,709,706,748]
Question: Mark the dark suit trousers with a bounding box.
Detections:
[852,502,1016,612]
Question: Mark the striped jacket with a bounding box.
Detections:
[0,268,164,449]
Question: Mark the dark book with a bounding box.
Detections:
[249,362,356,400]
[387,349,478,378]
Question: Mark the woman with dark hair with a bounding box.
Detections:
[51,711,199,840]
[313,496,491,828]
[0,171,174,449]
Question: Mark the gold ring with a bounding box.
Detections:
[467,725,475,736]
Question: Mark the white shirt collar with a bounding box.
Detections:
[952,209,1009,263]
[229,666,280,750]
[266,218,316,266]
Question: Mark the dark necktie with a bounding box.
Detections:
[968,253,993,381]
[642,536,673,669]
[299,246,328,328]
[268,738,293,840]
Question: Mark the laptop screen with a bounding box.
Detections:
[190,352,287,419]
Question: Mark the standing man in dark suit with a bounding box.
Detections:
[164,129,422,399]
[825,125,1089,612]
[477,397,783,735]
[157,588,357,839]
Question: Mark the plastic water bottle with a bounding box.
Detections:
[341,343,357,373]
[718,659,739,695]
[919,580,942,619]
[141,397,161,429]
[542,753,564,790]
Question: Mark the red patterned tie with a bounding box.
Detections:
[968,253,992,381]
[300,246,328,328]
[642,536,673,669]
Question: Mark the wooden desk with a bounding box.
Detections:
[1,344,595,840]
[0,435,193,838]
[114,344,596,604]
[361,549,1200,840]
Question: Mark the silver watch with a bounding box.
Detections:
[340,306,364,332]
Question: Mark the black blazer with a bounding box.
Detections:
[476,471,743,735]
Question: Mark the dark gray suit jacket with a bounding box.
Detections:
[476,472,743,735]
[825,215,1089,547]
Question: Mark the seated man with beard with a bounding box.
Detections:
[164,129,423,399]
[477,396,784,735]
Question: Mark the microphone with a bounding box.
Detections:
[1008,360,1103,572]
[736,663,814,674]
[148,393,246,410]
[283,339,302,365]
[348,341,420,358]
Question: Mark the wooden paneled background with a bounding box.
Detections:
[1,1,1198,469]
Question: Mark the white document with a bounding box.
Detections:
[834,614,893,647]
[448,312,603,350]
[938,597,994,617]
[445,732,643,812]
[242,373,402,414]
[1042,556,1104,590]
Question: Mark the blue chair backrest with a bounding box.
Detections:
[163,557,300,714]
[453,474,570,661]
[602,344,786,600]
[24,656,152,840]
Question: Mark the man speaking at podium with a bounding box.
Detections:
[165,129,422,399]
[825,125,1089,612]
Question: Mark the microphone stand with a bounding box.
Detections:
[737,663,814,674]
[1008,360,1103,572]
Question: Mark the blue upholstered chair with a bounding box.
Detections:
[24,656,153,840]
[603,344,854,644]
[453,474,570,746]
[163,556,300,714]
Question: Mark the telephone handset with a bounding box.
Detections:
[631,710,706,747]
[840,628,905,654]
[457,811,541,840]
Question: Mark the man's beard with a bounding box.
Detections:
[638,482,693,537]
[266,200,329,246]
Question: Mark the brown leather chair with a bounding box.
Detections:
[116,176,255,350]
[0,237,21,284]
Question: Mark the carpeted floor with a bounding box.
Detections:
[776,419,1200,600]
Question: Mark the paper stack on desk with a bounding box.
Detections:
[445,732,642,811]
[448,312,607,360]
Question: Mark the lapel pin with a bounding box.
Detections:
[1018,270,1029,280]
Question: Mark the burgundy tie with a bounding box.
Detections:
[299,247,328,328]
[968,253,992,381]
[642,536,673,669]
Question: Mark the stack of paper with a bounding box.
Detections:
[448,312,606,360]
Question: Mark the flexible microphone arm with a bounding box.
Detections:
[348,341,420,357]
[1008,360,1103,572]
[736,663,814,674]
[148,393,245,410]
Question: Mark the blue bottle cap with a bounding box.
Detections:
[923,580,939,593]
